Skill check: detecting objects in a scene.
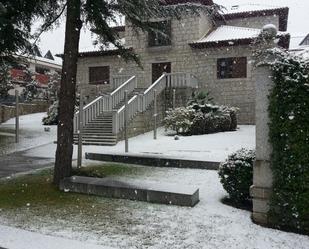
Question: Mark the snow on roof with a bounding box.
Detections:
[221,3,286,15]
[195,25,261,43]
[79,38,125,53]
[289,36,308,50]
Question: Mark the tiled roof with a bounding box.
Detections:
[198,26,261,43]
[190,25,290,48]
[162,0,213,6]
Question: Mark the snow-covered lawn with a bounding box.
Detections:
[0,112,57,155]
[0,166,308,249]
[0,113,308,248]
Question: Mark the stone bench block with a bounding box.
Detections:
[60,176,199,207]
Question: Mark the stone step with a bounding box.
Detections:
[74,133,115,136]
[73,134,117,140]
[60,176,199,207]
[84,125,113,128]
[83,128,113,132]
[73,136,116,140]
[73,141,116,146]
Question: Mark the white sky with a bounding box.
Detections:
[36,0,309,55]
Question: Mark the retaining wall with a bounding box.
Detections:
[0,101,49,123]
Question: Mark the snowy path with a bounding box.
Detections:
[0,112,57,156]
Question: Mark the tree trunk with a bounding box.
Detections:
[53,0,81,185]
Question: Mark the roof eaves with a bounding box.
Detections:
[76,47,133,58]
[223,7,289,31]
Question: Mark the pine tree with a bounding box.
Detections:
[53,0,219,185]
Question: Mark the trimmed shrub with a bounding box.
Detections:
[218,148,255,205]
[164,107,195,134]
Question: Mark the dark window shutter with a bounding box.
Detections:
[217,57,247,79]
[89,66,110,84]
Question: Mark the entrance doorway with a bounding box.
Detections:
[152,62,171,83]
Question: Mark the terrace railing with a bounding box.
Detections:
[112,75,132,90]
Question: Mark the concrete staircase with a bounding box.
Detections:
[73,73,198,146]
[73,91,141,146]
[73,112,117,146]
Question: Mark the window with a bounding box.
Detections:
[148,20,171,47]
[89,66,110,84]
[35,66,50,74]
[217,57,247,79]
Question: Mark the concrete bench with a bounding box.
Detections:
[60,176,199,207]
[85,152,220,170]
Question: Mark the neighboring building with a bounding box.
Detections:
[289,34,309,54]
[300,34,309,46]
[9,50,62,95]
[76,1,290,125]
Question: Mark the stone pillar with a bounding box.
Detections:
[250,65,273,225]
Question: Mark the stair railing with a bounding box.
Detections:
[112,95,139,134]
[112,72,198,134]
[74,76,134,133]
[109,76,136,110]
[73,95,110,133]
[143,74,166,111]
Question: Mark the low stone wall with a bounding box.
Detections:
[0,101,49,123]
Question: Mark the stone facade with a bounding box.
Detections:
[76,10,283,125]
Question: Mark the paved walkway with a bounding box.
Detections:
[0,148,54,179]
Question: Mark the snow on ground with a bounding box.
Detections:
[0,113,308,248]
[0,168,308,249]
[0,224,114,249]
[0,112,56,155]
[26,126,255,162]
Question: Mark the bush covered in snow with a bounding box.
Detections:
[164,107,195,134]
[42,100,59,125]
[218,148,255,205]
[164,91,238,135]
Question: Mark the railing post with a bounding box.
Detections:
[77,90,84,168]
[15,90,19,143]
[124,90,129,152]
[153,89,157,140]
[172,88,176,109]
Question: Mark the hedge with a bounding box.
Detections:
[265,48,309,234]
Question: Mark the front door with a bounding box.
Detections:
[152,62,171,83]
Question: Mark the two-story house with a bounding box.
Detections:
[74,1,290,145]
